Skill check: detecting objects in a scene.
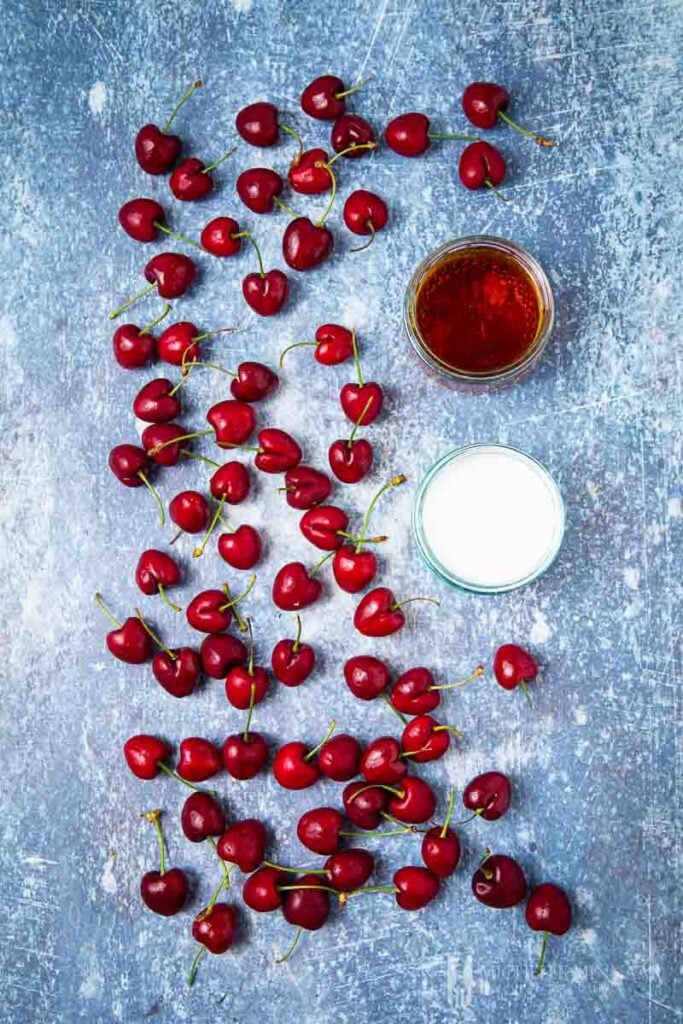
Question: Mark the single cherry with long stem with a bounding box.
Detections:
[235,102,304,152]
[135,81,202,174]
[279,323,356,367]
[109,253,197,320]
[225,619,269,711]
[94,592,153,664]
[118,198,200,249]
[272,720,336,789]
[385,112,478,157]
[333,475,404,593]
[328,399,374,484]
[301,74,371,120]
[343,190,389,252]
[340,331,384,425]
[140,809,189,915]
[124,735,212,793]
[272,551,332,611]
[525,883,572,975]
[108,444,165,525]
[461,82,555,147]
[459,142,507,199]
[271,614,315,686]
[354,587,439,638]
[421,790,462,878]
[389,664,484,715]
[170,148,237,201]
[134,549,181,611]
[240,231,289,316]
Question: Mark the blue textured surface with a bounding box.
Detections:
[1,1,681,1022]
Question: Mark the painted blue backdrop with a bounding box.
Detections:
[0,1,680,1022]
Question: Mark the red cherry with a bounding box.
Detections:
[459,141,506,192]
[97,595,152,664]
[170,157,214,202]
[141,867,188,916]
[141,423,186,467]
[472,853,527,908]
[282,872,330,930]
[152,646,200,698]
[421,827,461,879]
[340,381,384,425]
[272,724,333,790]
[390,667,439,715]
[108,443,149,487]
[401,714,459,763]
[177,737,223,782]
[315,324,355,364]
[324,849,374,891]
[493,643,537,691]
[461,82,510,128]
[133,377,181,423]
[118,198,165,242]
[333,546,377,593]
[525,883,572,974]
[199,634,247,678]
[300,75,346,120]
[243,866,287,912]
[156,321,200,366]
[344,655,390,701]
[217,819,267,873]
[331,113,375,157]
[242,269,288,316]
[222,731,268,780]
[343,780,389,829]
[283,217,333,272]
[463,771,511,821]
[353,586,404,637]
[207,399,256,447]
[210,461,251,503]
[328,438,373,483]
[192,903,238,955]
[225,663,269,710]
[230,362,279,402]
[360,737,407,785]
[135,549,180,597]
[169,491,210,534]
[297,807,344,854]
[272,561,323,611]
[343,190,388,241]
[218,526,262,570]
[385,113,431,157]
[271,616,315,686]
[393,866,440,910]
[186,589,233,634]
[318,734,361,781]
[123,735,169,779]
[144,252,196,299]
[235,102,281,147]
[299,505,349,550]
[236,168,284,213]
[134,81,201,174]
[288,148,333,195]
[282,465,332,509]
[112,323,156,369]
[387,776,437,823]
[200,217,242,257]
[181,792,225,842]
[255,428,302,472]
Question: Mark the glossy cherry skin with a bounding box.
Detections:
[343,190,389,236]
[328,438,373,484]
[390,667,439,715]
[157,321,200,366]
[192,903,238,954]
[169,491,210,534]
[201,217,241,257]
[354,587,404,637]
[272,562,322,611]
[181,792,225,842]
[388,777,437,824]
[105,618,152,664]
[186,589,233,634]
[109,444,149,487]
[343,781,389,829]
[218,526,262,570]
[225,665,269,710]
[393,866,440,910]
[210,461,251,504]
[333,546,377,593]
[242,270,288,316]
[421,827,461,879]
[255,428,302,472]
[463,771,511,821]
[493,644,537,690]
[113,324,156,369]
[461,82,510,129]
[135,124,181,175]
[472,854,527,908]
[385,113,431,157]
[177,737,223,782]
[459,141,506,191]
[289,148,332,195]
[300,505,349,550]
[243,866,287,912]
[144,253,196,299]
[297,807,344,854]
[324,849,374,891]
[207,399,256,447]
[401,715,451,763]
[217,819,267,873]
[169,157,214,201]
[222,731,268,780]
[123,734,169,779]
[119,198,165,242]
[133,378,180,423]
[152,647,201,698]
[135,549,180,596]
[199,634,247,678]
[236,167,284,213]
[231,362,279,402]
[360,737,407,785]
[310,323,355,364]
[340,381,383,425]
[344,655,390,700]
[283,465,331,509]
[525,883,572,935]
[331,113,375,157]
[141,423,187,467]
[272,741,320,789]
[301,75,346,120]
[318,734,361,781]
[141,867,188,916]
[235,102,280,147]
[283,217,333,271]
[271,637,315,686]
[283,873,330,930]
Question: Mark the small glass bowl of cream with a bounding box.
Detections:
[412,444,565,594]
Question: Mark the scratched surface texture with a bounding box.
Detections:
[0,0,681,1021]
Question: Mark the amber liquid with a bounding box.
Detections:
[415,248,542,374]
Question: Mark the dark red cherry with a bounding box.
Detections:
[133,377,180,423]
[118,198,165,242]
[207,399,256,447]
[401,714,456,763]
[463,771,511,821]
[318,734,361,782]
[387,776,436,824]
[300,75,346,120]
[192,903,238,954]
[186,588,233,634]
[461,82,510,129]
[299,505,349,550]
[181,792,225,842]
[243,866,287,912]
[324,849,374,891]
[393,866,440,911]
[272,741,320,790]
[271,622,315,687]
[169,491,210,534]
[360,737,407,785]
[210,461,251,504]
[144,252,197,299]
[113,323,156,369]
[385,113,431,157]
[343,190,388,239]
[242,269,289,316]
[152,647,200,698]
[331,113,375,157]
[201,217,242,257]
[230,362,279,402]
[255,428,302,473]
[493,644,538,691]
[343,780,389,830]
[328,438,373,484]
[236,167,284,213]
[235,102,280,147]
[333,545,377,594]
[472,853,527,908]
[282,872,330,930]
[459,141,506,192]
[344,655,390,701]
[288,148,332,195]
[199,633,247,678]
[225,663,269,710]
[177,737,223,782]
[217,819,267,873]
[156,321,200,366]
[421,827,461,879]
[218,525,262,570]
[283,465,332,509]
[123,734,169,779]
[297,807,344,855]
[222,731,268,780]
[141,867,188,916]
[390,667,439,715]
[282,217,333,272]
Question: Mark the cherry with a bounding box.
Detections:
[156,320,224,367]
[272,553,330,611]
[472,852,527,908]
[207,399,257,447]
[94,594,153,664]
[141,423,187,467]
[235,102,302,150]
[197,217,239,258]
[343,780,389,830]
[271,614,315,686]
[217,819,267,873]
[493,643,537,706]
[462,82,555,147]
[525,883,572,974]
[422,822,461,879]
[112,308,166,369]
[218,525,262,571]
[153,646,201,698]
[135,549,181,609]
[109,254,197,320]
[289,148,333,195]
[393,866,440,911]
[331,113,375,157]
[236,168,285,214]
[169,490,210,533]
[169,150,236,202]
[281,872,330,931]
[463,771,511,821]
[222,730,268,780]
[272,721,336,790]
[124,735,170,780]
[279,323,355,367]
[333,475,404,592]
[300,505,349,551]
[389,664,483,715]
[243,866,287,912]
[401,714,461,763]
[133,377,181,423]
[459,141,506,196]
[191,902,237,955]
[241,233,289,316]
[230,362,279,402]
[200,633,247,678]
[384,112,477,157]
[282,465,331,509]
[301,74,369,120]
[344,655,390,701]
[251,428,301,473]
[139,810,188,916]
[340,331,384,427]
[327,849,374,891]
[360,737,407,785]
[135,81,201,174]
[118,199,197,249]
[181,791,225,842]
[283,216,333,272]
[386,777,437,823]
[318,734,361,782]
[354,587,438,638]
[297,807,344,854]
[328,437,372,484]
[225,621,268,710]
[210,461,250,504]
[108,444,164,523]
[186,578,254,634]
[343,190,388,252]
[178,737,223,782]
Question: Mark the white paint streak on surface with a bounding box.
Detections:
[88,81,107,114]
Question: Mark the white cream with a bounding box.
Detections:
[417,445,564,591]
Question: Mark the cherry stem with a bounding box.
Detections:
[274,197,302,219]
[157,583,181,613]
[240,231,265,278]
[208,838,233,885]
[440,789,456,839]
[334,74,373,100]
[278,341,316,367]
[157,761,214,795]
[535,932,549,975]
[243,680,256,740]
[180,449,220,469]
[154,222,202,250]
[391,596,440,611]
[193,495,226,558]
[479,847,493,880]
[350,222,376,254]
[276,926,302,964]
[434,723,463,739]
[182,360,235,377]
[348,885,398,896]
[140,304,171,335]
[279,884,338,895]
[202,147,237,174]
[94,592,121,629]
[219,574,256,613]
[309,551,333,577]
[497,109,555,148]
[432,665,484,690]
[304,719,337,762]
[167,372,193,398]
[348,782,402,802]
[351,328,363,386]
[347,396,373,447]
[485,179,508,202]
[135,609,175,659]
[187,945,206,988]
[292,613,302,653]
[338,531,387,544]
[428,131,480,142]
[316,162,337,226]
[163,80,202,133]
[108,282,156,320]
[355,474,406,553]
[326,141,377,167]
[453,807,486,827]
[380,811,422,832]
[263,861,326,876]
[149,429,213,454]
[191,326,237,344]
[141,809,166,874]
[219,513,234,534]
[341,827,412,838]
[280,123,304,157]
[383,696,408,725]
[519,680,534,710]
[222,583,248,633]
[206,873,226,914]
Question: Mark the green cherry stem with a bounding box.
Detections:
[240,231,266,278]
[428,131,480,141]
[440,790,456,839]
[431,665,485,690]
[149,429,213,455]
[350,222,376,254]
[355,474,406,553]
[187,946,206,987]
[193,495,226,558]
[153,222,202,250]
[348,782,403,802]
[218,574,256,613]
[347,884,398,897]
[163,80,202,134]
[535,932,549,975]
[519,680,534,709]
[279,884,339,895]
[326,141,378,167]
[383,695,408,725]
[304,720,337,762]
[497,109,555,148]
[309,551,334,577]
[156,761,215,795]
[222,583,248,633]
[202,147,238,174]
[108,282,157,320]
[278,341,316,367]
[140,303,171,335]
[347,397,373,448]
[280,123,304,158]
[292,613,302,653]
[390,596,440,612]
[94,592,121,628]
[262,861,327,876]
[243,681,257,741]
[157,583,181,613]
[179,449,220,469]
[135,609,176,660]
[351,328,363,385]
[334,74,373,100]
[276,926,303,964]
[434,723,464,739]
[274,197,302,218]
[485,179,508,202]
[141,809,166,874]
[316,162,337,226]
